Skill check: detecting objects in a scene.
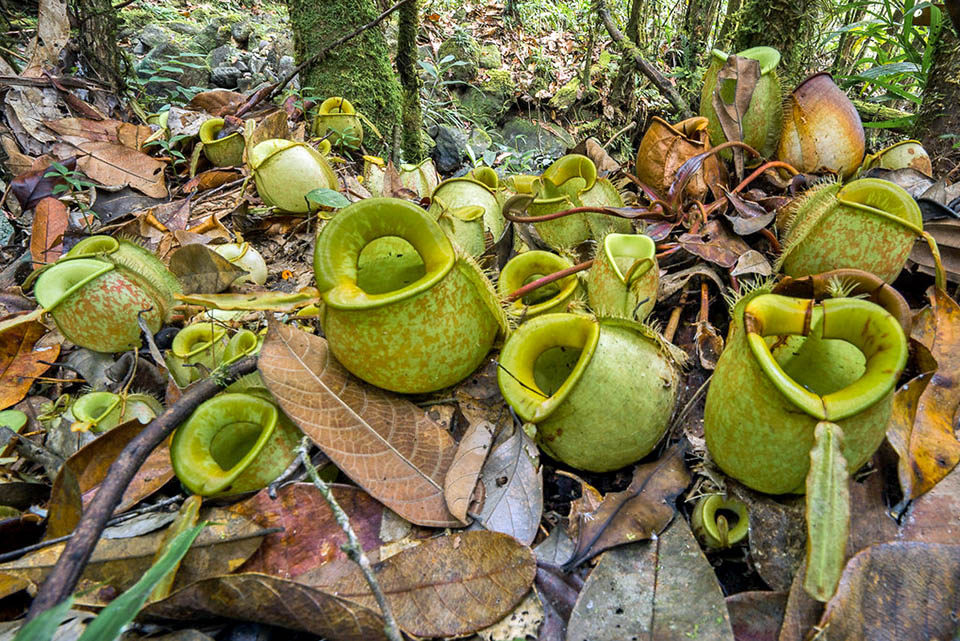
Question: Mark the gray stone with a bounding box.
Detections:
[248,55,268,76]
[278,55,296,79]
[431,125,469,174]
[168,21,200,36]
[207,44,240,70]
[500,117,568,159]
[237,73,258,93]
[211,66,241,88]
[231,20,253,47]
[139,24,175,51]
[437,34,480,83]
[236,60,249,73]
[467,128,493,157]
[479,44,501,69]
[247,34,261,52]
[194,22,231,53]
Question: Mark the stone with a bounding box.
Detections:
[278,55,296,80]
[231,20,253,48]
[207,44,240,70]
[479,44,501,69]
[548,76,581,111]
[139,24,175,51]
[168,21,200,37]
[467,128,493,157]
[211,66,241,89]
[458,69,515,126]
[431,125,469,174]
[194,22,232,53]
[500,117,568,159]
[437,33,480,83]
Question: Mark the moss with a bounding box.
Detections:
[286,0,402,153]
[397,0,424,161]
[479,44,501,69]
[119,8,158,31]
[548,77,580,111]
[728,0,826,85]
[482,69,515,97]
[438,33,480,82]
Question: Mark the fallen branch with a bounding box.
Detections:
[596,0,691,118]
[299,438,404,641]
[26,356,259,620]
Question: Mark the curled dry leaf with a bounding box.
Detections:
[731,249,773,278]
[305,530,536,639]
[0,319,58,411]
[444,420,495,524]
[169,243,248,294]
[469,422,543,545]
[566,518,735,641]
[230,483,385,579]
[44,118,153,151]
[22,0,69,77]
[565,442,690,568]
[815,542,960,641]
[886,287,960,499]
[258,320,459,527]
[143,573,388,641]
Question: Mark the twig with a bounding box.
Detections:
[267,0,416,101]
[603,121,636,149]
[0,426,64,482]
[506,260,593,302]
[596,0,691,117]
[299,438,403,641]
[26,356,259,620]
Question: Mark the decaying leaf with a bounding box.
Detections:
[44,118,153,151]
[444,420,494,524]
[815,542,960,640]
[725,591,788,641]
[804,421,850,602]
[65,140,168,198]
[258,320,459,527]
[30,197,69,266]
[305,531,536,639]
[477,588,544,641]
[899,458,960,545]
[230,483,385,579]
[22,0,69,77]
[711,53,761,176]
[566,442,690,568]
[566,518,734,641]
[176,288,320,313]
[169,243,248,294]
[143,573,387,641]
[469,422,542,546]
[187,90,246,117]
[887,287,960,499]
[10,156,72,212]
[731,249,773,277]
[0,319,58,411]
[678,220,751,268]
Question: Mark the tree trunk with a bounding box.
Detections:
[396,0,424,162]
[914,23,960,174]
[286,0,402,151]
[715,0,741,49]
[727,0,825,85]
[609,0,644,119]
[682,0,720,60]
[72,0,124,92]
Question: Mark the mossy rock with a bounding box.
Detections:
[479,44,502,69]
[500,118,569,158]
[459,70,516,127]
[438,34,480,82]
[548,77,580,111]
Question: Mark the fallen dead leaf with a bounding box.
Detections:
[444,420,495,524]
[0,319,58,411]
[64,140,168,198]
[725,591,788,641]
[169,243,247,294]
[30,197,68,267]
[258,320,459,527]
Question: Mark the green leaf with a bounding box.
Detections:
[12,596,75,641]
[305,188,350,209]
[76,523,206,641]
[804,421,850,602]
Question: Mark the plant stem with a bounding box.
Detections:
[506,260,594,302]
[298,438,404,641]
[502,205,664,224]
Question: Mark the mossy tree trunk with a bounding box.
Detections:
[609,0,644,122]
[72,0,124,93]
[286,0,402,152]
[914,23,960,174]
[397,0,424,161]
[727,0,825,85]
[682,0,720,62]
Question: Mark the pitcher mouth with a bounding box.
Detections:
[602,233,656,284]
[743,294,907,421]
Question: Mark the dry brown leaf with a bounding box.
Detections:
[444,420,495,524]
[306,531,536,638]
[176,289,321,313]
[726,591,788,641]
[169,244,247,294]
[67,140,167,198]
[30,197,68,266]
[245,110,289,152]
[899,457,960,544]
[44,118,153,151]
[230,483,386,579]
[258,320,459,527]
[187,90,246,117]
[22,0,69,77]
[566,442,690,568]
[0,319,58,411]
[182,169,242,193]
[143,573,387,641]
[0,508,265,594]
[678,220,751,268]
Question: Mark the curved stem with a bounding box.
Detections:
[732,161,800,195]
[502,205,664,224]
[506,260,593,302]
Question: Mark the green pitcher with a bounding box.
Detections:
[587,233,658,320]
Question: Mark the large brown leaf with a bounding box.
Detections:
[30,197,68,266]
[64,140,167,198]
[814,542,960,640]
[886,287,960,498]
[565,442,690,568]
[0,319,58,411]
[230,483,386,579]
[305,530,536,638]
[169,244,247,295]
[143,573,387,641]
[258,320,459,527]
[566,518,735,641]
[899,458,960,544]
[45,118,153,151]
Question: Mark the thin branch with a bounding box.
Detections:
[267,0,416,101]
[26,356,259,620]
[299,438,404,641]
[596,0,692,117]
[0,426,64,482]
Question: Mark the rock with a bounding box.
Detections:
[458,69,515,126]
[437,34,480,82]
[139,24,175,51]
[479,44,501,69]
[548,76,581,111]
[278,55,296,80]
[431,125,469,174]
[194,22,232,53]
[168,21,200,37]
[231,20,253,48]
[211,66,241,89]
[248,55,268,76]
[237,73,258,93]
[500,117,569,159]
[467,128,493,157]
[207,44,240,70]
[236,59,250,73]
